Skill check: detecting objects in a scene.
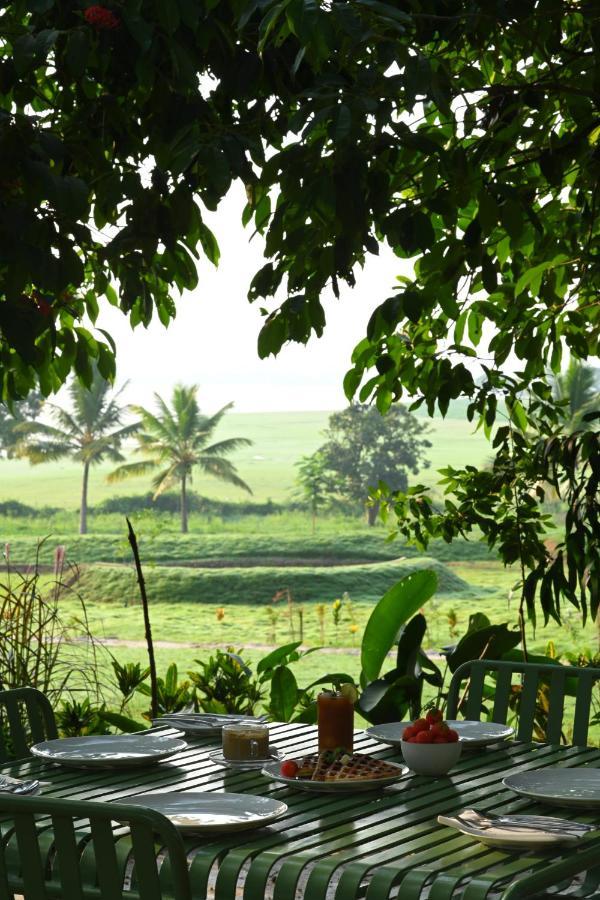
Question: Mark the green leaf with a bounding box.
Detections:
[198,223,220,267]
[270,665,298,721]
[508,397,528,432]
[335,104,352,140]
[303,673,355,691]
[65,29,89,78]
[446,623,521,673]
[360,570,437,683]
[256,641,303,675]
[99,711,145,733]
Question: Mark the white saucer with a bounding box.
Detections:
[209,748,282,770]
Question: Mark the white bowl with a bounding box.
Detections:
[400,738,462,776]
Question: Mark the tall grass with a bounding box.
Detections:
[0,542,106,704]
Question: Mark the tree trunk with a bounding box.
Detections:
[181,473,189,533]
[367,500,380,526]
[79,461,90,535]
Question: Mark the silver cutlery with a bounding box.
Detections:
[457,808,594,835]
[0,777,40,795]
[154,713,268,727]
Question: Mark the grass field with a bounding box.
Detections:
[0,408,492,509]
[77,556,471,605]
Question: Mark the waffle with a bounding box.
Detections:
[294,751,399,782]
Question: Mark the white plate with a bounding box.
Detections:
[209,748,281,770]
[503,768,600,809]
[122,791,288,834]
[367,720,514,748]
[153,715,264,737]
[261,758,408,792]
[31,734,187,769]
[437,813,582,850]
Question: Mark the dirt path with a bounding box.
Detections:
[87,637,362,655]
[82,637,444,660]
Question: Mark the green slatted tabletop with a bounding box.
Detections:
[3,723,600,899]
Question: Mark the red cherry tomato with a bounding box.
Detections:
[280,759,299,778]
[412,718,429,733]
[425,709,443,725]
[430,722,450,739]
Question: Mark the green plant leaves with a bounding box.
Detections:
[270,665,298,721]
[360,570,437,683]
[445,623,522,673]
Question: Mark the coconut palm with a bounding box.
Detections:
[551,360,600,432]
[108,385,252,532]
[18,370,137,534]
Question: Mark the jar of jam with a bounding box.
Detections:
[317,689,354,753]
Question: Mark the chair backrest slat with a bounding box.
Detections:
[14,810,48,898]
[52,814,85,900]
[516,668,539,742]
[491,665,512,723]
[0,794,192,900]
[464,663,486,720]
[545,667,566,744]
[130,821,163,900]
[0,688,58,763]
[573,669,596,746]
[5,700,28,760]
[89,818,124,900]
[447,659,600,746]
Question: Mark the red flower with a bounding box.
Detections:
[84,5,120,30]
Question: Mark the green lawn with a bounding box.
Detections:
[0,409,492,509]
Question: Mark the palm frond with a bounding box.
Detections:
[151,465,180,497]
[200,437,253,456]
[197,456,252,494]
[200,401,234,441]
[19,441,75,464]
[107,461,158,483]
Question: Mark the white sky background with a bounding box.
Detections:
[92,183,408,414]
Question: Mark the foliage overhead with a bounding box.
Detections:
[1,0,600,624]
[304,403,431,523]
[108,384,251,532]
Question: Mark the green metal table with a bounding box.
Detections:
[3,723,600,899]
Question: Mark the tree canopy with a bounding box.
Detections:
[2,1,600,625]
[302,403,431,524]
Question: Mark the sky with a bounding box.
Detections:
[94,183,408,414]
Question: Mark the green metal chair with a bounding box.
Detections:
[446,658,600,745]
[0,688,58,762]
[0,793,192,899]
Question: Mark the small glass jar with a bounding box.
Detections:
[317,690,354,753]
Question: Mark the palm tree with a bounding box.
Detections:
[551,360,600,432]
[108,385,252,533]
[18,370,137,534]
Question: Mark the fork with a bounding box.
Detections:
[0,777,40,795]
[457,810,593,836]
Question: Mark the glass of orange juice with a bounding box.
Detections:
[317,688,355,753]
